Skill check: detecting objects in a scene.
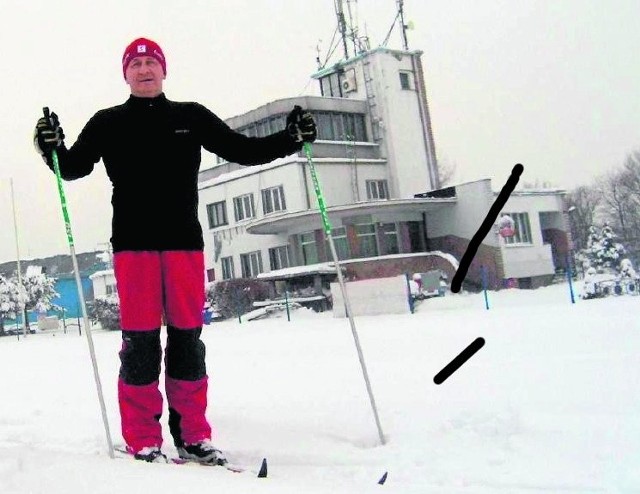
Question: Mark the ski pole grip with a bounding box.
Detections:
[43,107,50,123]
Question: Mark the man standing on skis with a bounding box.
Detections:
[33,37,316,464]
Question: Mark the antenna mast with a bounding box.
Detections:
[382,0,410,49]
[335,0,350,59]
[398,0,409,50]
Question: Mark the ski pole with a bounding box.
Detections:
[43,107,115,459]
[303,142,386,445]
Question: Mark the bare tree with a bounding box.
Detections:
[436,158,457,187]
[601,171,631,236]
[566,185,602,251]
[617,152,640,256]
[568,149,640,262]
[594,151,640,262]
[622,151,640,190]
[620,152,640,225]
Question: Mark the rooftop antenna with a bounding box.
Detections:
[347,0,370,55]
[316,40,323,69]
[319,24,341,69]
[335,0,350,59]
[398,0,409,50]
[382,0,412,50]
[345,0,359,55]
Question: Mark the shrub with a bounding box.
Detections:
[89,295,121,331]
[205,282,216,308]
[213,279,272,319]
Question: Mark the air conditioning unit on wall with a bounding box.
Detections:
[341,70,357,93]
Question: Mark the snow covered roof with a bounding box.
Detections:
[198,156,298,190]
[256,262,342,281]
[198,155,387,190]
[339,251,460,270]
[89,269,114,280]
[248,197,455,235]
[256,252,460,282]
[311,46,424,79]
[506,188,567,196]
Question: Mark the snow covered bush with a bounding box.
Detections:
[0,275,21,334]
[205,282,216,308]
[89,295,121,331]
[579,223,626,271]
[619,258,638,279]
[212,279,271,319]
[20,272,59,314]
[15,271,59,331]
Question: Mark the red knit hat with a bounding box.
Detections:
[122,37,166,78]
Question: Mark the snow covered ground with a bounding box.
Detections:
[0,282,638,493]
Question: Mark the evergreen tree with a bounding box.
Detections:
[580,223,626,271]
[598,223,626,268]
[15,271,59,331]
[0,275,21,334]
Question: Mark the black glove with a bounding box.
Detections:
[34,111,65,158]
[286,106,317,143]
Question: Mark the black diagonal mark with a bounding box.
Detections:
[434,337,485,385]
[450,164,524,293]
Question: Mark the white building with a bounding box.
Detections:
[419,179,571,289]
[197,47,571,292]
[89,269,117,298]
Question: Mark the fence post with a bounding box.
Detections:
[481,265,490,310]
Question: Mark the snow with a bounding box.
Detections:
[198,156,300,189]
[88,269,114,280]
[342,250,460,271]
[1,283,639,493]
[255,251,460,281]
[256,261,339,279]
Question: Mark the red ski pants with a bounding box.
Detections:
[114,251,211,453]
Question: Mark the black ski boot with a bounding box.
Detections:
[134,447,168,463]
[177,441,227,465]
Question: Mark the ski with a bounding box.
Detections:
[113,446,265,476]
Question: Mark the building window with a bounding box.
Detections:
[300,232,319,265]
[344,113,367,142]
[269,245,291,270]
[313,111,367,142]
[237,111,366,143]
[256,119,270,137]
[503,212,533,244]
[316,112,333,140]
[325,227,350,260]
[319,73,341,97]
[380,223,399,255]
[356,223,378,258]
[269,115,286,133]
[105,284,117,295]
[240,251,263,278]
[206,201,227,229]
[233,193,255,222]
[206,268,215,282]
[235,115,288,140]
[366,180,389,200]
[262,185,287,215]
[221,256,235,280]
[399,71,412,90]
[407,221,424,252]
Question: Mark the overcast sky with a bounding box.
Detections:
[0,0,637,264]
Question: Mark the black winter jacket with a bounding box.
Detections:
[49,93,301,252]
